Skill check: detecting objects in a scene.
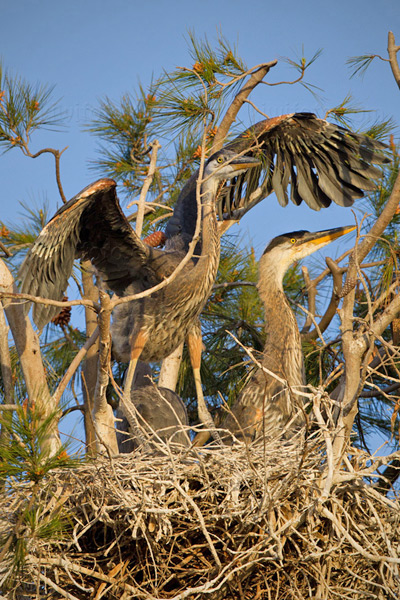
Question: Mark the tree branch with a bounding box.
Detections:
[0,259,61,455]
[24,145,68,204]
[302,257,344,342]
[0,300,14,405]
[129,139,160,237]
[343,170,400,296]
[211,60,277,152]
[93,290,118,455]
[51,327,99,408]
[81,261,99,455]
[300,266,316,335]
[0,299,14,449]
[388,31,400,90]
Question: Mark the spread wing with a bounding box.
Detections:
[18,179,161,329]
[220,112,388,216]
[166,113,388,246]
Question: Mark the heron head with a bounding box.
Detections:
[260,225,356,284]
[203,149,261,192]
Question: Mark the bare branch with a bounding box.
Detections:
[0,290,98,312]
[129,139,161,237]
[0,240,12,257]
[213,280,255,291]
[24,145,68,203]
[242,98,270,119]
[300,266,316,335]
[211,60,277,152]
[51,327,99,408]
[388,31,400,90]
[158,343,184,390]
[344,172,400,289]
[302,257,344,342]
[359,382,400,398]
[81,261,100,455]
[93,290,118,455]
[0,300,14,405]
[0,259,61,455]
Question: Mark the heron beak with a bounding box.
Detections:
[230,156,261,171]
[299,225,356,248]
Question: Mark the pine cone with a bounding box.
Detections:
[143,231,167,248]
[51,296,71,327]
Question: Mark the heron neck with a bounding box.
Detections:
[257,270,304,385]
[191,185,220,280]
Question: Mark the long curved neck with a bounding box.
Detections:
[189,179,220,286]
[257,267,305,386]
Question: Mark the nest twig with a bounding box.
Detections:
[1,424,400,599]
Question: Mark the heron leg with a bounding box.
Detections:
[120,329,150,451]
[187,330,222,445]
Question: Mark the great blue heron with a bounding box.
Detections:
[18,113,386,439]
[18,151,260,434]
[165,113,387,248]
[166,112,385,445]
[116,362,189,453]
[223,226,355,443]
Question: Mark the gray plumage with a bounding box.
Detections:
[18,154,259,364]
[116,364,189,452]
[17,153,259,442]
[18,114,386,351]
[17,114,385,440]
[223,226,355,443]
[166,113,387,248]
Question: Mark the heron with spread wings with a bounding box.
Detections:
[18,152,259,435]
[166,112,386,442]
[18,112,386,440]
[166,113,387,247]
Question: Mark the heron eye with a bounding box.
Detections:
[217,156,224,164]
[290,238,296,244]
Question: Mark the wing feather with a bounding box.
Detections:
[218,112,388,217]
[18,179,156,329]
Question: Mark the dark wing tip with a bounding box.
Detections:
[220,112,389,215]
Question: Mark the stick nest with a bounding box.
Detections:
[2,431,400,599]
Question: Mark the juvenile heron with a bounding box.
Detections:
[223,226,355,443]
[166,113,387,248]
[169,113,385,445]
[116,362,189,453]
[18,114,385,437]
[18,151,260,433]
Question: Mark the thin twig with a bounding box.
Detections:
[130,140,161,236]
[23,145,68,203]
[51,327,99,407]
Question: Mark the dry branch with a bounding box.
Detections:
[81,261,100,454]
[0,260,61,455]
[2,425,399,600]
[93,290,118,454]
[211,60,277,152]
[388,31,400,90]
[130,139,161,236]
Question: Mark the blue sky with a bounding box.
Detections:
[1,0,399,258]
[1,1,399,449]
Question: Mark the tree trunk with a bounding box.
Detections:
[81,261,99,456]
[159,343,184,390]
[0,260,61,456]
